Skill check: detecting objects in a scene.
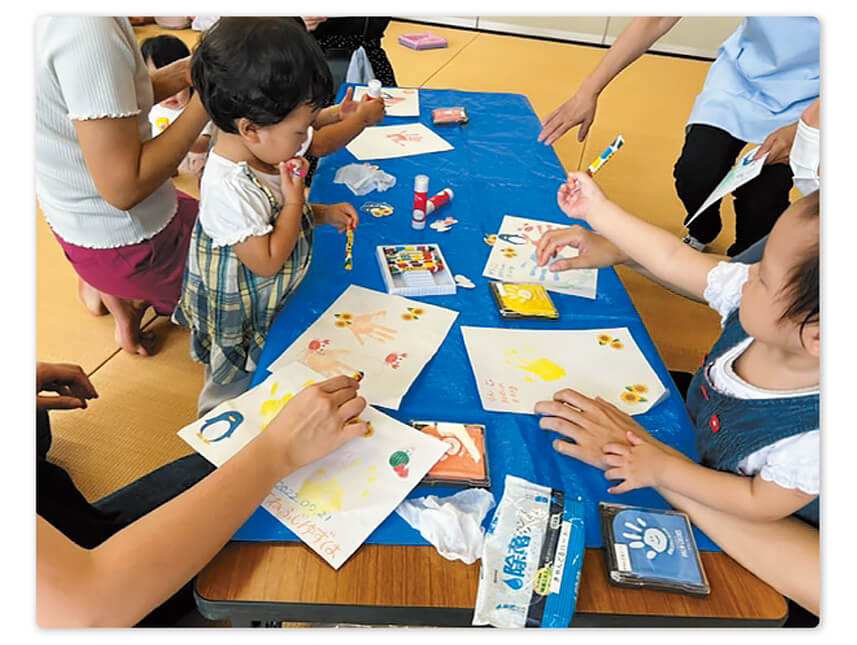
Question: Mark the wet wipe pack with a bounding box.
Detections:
[472,475,585,628]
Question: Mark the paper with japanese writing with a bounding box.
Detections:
[266,284,458,410]
[261,403,447,569]
[352,86,419,117]
[482,215,598,299]
[686,146,768,227]
[461,326,667,415]
[345,122,453,160]
[177,361,323,467]
[176,362,448,569]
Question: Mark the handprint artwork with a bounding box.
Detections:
[345,123,453,160]
[483,215,598,299]
[267,285,458,410]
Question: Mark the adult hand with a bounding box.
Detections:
[313,201,359,232]
[754,120,799,165]
[267,375,367,473]
[537,89,599,145]
[534,388,665,469]
[301,16,327,32]
[535,224,629,271]
[36,362,98,411]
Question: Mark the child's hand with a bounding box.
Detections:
[278,158,308,206]
[601,431,668,494]
[356,96,385,126]
[338,86,358,121]
[535,224,630,271]
[313,202,359,232]
[556,171,607,222]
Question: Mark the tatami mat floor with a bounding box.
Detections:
[38,19,727,504]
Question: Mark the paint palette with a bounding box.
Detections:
[376,243,457,296]
[489,281,559,320]
[411,420,490,488]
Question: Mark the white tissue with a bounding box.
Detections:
[334,163,397,196]
[395,488,496,564]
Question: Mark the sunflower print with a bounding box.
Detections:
[401,306,425,321]
[620,384,648,403]
[334,312,354,327]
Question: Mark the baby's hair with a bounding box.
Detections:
[140,34,191,69]
[190,17,332,134]
[779,190,819,339]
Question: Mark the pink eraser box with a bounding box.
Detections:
[398,32,448,50]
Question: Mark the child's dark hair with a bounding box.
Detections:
[190,18,333,133]
[779,190,819,341]
[140,34,191,69]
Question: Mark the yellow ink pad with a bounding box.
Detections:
[489,282,559,320]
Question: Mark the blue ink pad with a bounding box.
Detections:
[599,502,710,596]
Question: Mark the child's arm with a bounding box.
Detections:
[309,97,385,156]
[232,158,307,278]
[309,202,359,232]
[603,432,817,522]
[555,171,720,300]
[311,87,357,129]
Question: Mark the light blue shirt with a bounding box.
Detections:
[687,17,819,143]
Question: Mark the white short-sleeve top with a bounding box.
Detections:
[35,16,178,248]
[702,261,819,495]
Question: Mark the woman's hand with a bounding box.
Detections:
[312,202,358,232]
[534,387,680,469]
[278,158,308,206]
[537,89,599,145]
[754,120,799,165]
[36,362,98,411]
[556,171,608,222]
[266,375,367,473]
[535,224,629,271]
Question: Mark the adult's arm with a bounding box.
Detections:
[37,376,367,627]
[538,17,680,144]
[73,95,209,211]
[149,56,192,104]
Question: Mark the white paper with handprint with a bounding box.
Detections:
[352,86,419,116]
[261,404,447,569]
[176,361,324,467]
[345,122,453,160]
[482,215,598,299]
[461,326,667,415]
[266,284,458,410]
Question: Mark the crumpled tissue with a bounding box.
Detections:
[334,163,397,196]
[395,488,496,564]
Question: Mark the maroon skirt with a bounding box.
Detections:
[53,191,198,315]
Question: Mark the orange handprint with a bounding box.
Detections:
[337,310,397,345]
[297,339,361,377]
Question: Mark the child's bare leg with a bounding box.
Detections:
[99,293,156,357]
[77,277,108,316]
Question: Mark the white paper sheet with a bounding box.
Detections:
[461,326,667,415]
[352,86,419,117]
[482,215,598,299]
[176,362,448,569]
[266,284,458,410]
[260,404,448,569]
[345,123,453,160]
[686,146,769,227]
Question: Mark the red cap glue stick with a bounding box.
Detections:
[412,174,429,230]
[425,188,454,215]
[368,79,382,98]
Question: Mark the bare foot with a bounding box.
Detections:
[99,293,157,356]
[77,278,108,316]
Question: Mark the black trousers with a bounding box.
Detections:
[673,124,793,256]
[37,410,217,626]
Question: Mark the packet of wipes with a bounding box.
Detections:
[472,474,584,628]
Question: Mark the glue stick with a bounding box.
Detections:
[367,79,382,98]
[425,188,454,215]
[412,174,429,230]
